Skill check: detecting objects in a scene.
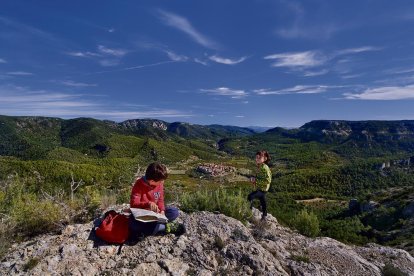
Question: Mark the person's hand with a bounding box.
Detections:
[160,211,165,215]
[149,202,160,213]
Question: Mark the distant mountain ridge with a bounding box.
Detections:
[0,115,255,159]
[2,115,414,159]
[262,120,414,155]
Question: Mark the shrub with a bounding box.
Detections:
[382,263,408,276]
[10,195,63,237]
[293,209,320,237]
[179,188,252,223]
[322,216,369,245]
[23,257,40,271]
[290,254,310,263]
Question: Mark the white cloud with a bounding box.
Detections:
[97,45,127,57]
[343,84,414,100]
[90,60,176,74]
[341,74,363,79]
[165,50,188,62]
[264,51,327,68]
[108,28,115,33]
[99,59,120,67]
[60,80,97,87]
[194,58,208,66]
[157,10,218,49]
[6,71,34,76]
[0,84,192,120]
[66,51,101,58]
[335,46,381,55]
[0,58,6,63]
[235,115,245,118]
[209,55,247,65]
[304,69,329,77]
[200,87,247,99]
[276,24,339,40]
[254,85,332,95]
[66,45,127,67]
[0,16,60,43]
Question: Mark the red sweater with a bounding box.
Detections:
[130,177,165,212]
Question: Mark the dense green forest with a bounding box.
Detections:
[0,115,413,258]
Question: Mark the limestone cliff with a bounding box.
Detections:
[1,209,413,275]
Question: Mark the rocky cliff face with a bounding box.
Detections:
[1,209,414,275]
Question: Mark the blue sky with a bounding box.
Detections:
[1,1,414,127]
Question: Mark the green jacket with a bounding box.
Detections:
[256,163,272,192]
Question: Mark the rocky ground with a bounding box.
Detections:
[1,208,414,275]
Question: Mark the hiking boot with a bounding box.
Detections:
[165,222,186,236]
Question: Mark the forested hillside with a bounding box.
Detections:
[0,115,413,258]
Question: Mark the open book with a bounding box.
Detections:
[130,208,168,223]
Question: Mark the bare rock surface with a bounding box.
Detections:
[1,208,414,275]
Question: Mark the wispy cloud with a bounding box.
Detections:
[343,84,414,100]
[66,51,101,58]
[6,71,34,76]
[0,16,60,43]
[264,46,380,74]
[253,85,334,95]
[157,10,218,49]
[66,45,128,67]
[341,73,363,79]
[99,59,120,67]
[89,60,176,74]
[304,69,329,77]
[384,66,414,75]
[335,46,381,55]
[60,80,97,87]
[0,58,6,63]
[0,84,192,120]
[276,24,339,40]
[194,58,208,66]
[165,50,188,62]
[97,45,127,57]
[264,51,327,68]
[209,55,247,65]
[273,2,340,40]
[200,87,247,98]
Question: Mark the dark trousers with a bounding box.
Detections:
[129,206,179,237]
[247,190,267,217]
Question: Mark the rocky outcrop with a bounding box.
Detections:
[1,209,414,275]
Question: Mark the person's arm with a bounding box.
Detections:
[157,184,165,212]
[130,180,150,209]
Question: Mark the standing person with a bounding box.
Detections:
[247,150,272,220]
[129,162,185,237]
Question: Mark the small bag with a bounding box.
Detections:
[95,210,130,244]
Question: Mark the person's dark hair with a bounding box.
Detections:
[145,162,168,181]
[256,150,271,165]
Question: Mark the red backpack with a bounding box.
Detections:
[95,210,130,244]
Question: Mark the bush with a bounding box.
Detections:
[293,209,320,237]
[322,216,369,245]
[179,188,252,224]
[10,195,63,237]
[382,263,408,276]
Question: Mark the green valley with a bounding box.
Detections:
[0,115,413,257]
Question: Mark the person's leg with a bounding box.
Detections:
[152,223,166,235]
[164,206,179,222]
[258,191,267,219]
[129,217,158,238]
[247,191,259,209]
